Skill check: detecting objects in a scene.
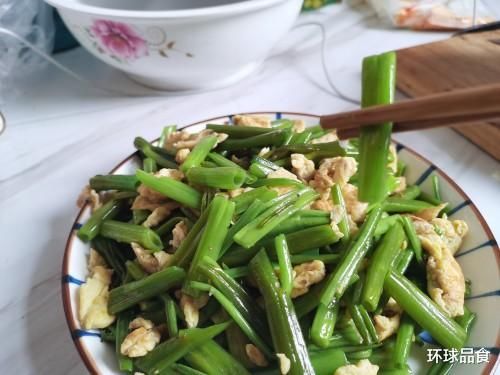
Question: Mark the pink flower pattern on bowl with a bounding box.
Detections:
[84,19,194,64]
[90,20,148,61]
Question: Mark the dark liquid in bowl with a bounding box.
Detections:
[77,0,251,11]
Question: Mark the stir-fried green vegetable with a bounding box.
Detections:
[74,52,474,374]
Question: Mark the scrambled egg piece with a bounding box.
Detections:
[335,359,379,375]
[77,185,102,212]
[387,145,407,194]
[88,248,106,270]
[427,254,465,317]
[131,242,172,274]
[341,184,368,223]
[245,344,268,367]
[310,157,357,193]
[311,198,334,212]
[132,188,167,211]
[142,201,179,228]
[412,217,469,256]
[169,220,188,249]
[291,260,326,298]
[175,148,190,164]
[132,169,184,211]
[155,168,184,180]
[412,216,468,316]
[309,157,360,214]
[227,187,253,198]
[392,176,407,194]
[267,167,300,195]
[311,130,338,144]
[291,154,315,182]
[268,167,299,181]
[388,144,398,174]
[330,205,358,236]
[276,353,291,374]
[79,258,115,329]
[233,114,272,128]
[374,298,402,342]
[164,129,227,152]
[329,206,347,239]
[121,318,161,358]
[292,119,306,133]
[130,317,154,330]
[180,293,209,328]
[414,203,448,221]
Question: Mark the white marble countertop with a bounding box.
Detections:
[0,3,499,374]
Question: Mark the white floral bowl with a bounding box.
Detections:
[45,0,302,91]
[63,113,500,374]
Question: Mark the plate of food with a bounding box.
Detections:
[62,52,499,375]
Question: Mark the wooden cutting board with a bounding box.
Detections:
[396,30,500,160]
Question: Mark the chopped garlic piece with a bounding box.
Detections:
[276,353,291,374]
[180,294,209,328]
[258,147,271,157]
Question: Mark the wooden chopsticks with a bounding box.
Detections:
[320,84,500,139]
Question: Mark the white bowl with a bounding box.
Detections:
[63,112,500,374]
[45,0,302,91]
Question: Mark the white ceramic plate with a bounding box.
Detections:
[63,112,500,374]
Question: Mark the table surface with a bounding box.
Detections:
[1,3,499,374]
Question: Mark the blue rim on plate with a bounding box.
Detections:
[62,112,500,375]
